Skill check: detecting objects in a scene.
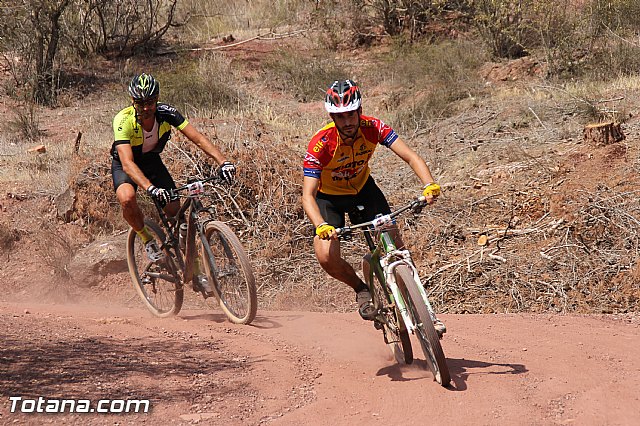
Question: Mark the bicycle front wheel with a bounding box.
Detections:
[395,264,450,386]
[201,221,257,324]
[126,219,184,317]
[366,258,413,364]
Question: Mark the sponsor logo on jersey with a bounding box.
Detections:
[158,104,177,113]
[304,152,321,167]
[357,143,372,155]
[331,164,365,181]
[312,139,324,153]
[334,159,365,172]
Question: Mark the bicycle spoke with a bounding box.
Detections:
[127,220,183,317]
[202,221,257,324]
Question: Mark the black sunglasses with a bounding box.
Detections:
[134,99,157,107]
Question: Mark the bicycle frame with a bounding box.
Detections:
[339,196,437,334]
[152,177,221,286]
[379,246,438,334]
[130,174,258,324]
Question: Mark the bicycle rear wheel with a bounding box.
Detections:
[365,257,413,364]
[127,219,183,317]
[395,264,450,386]
[201,221,257,324]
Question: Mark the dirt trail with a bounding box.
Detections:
[1,301,638,425]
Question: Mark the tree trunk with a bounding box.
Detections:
[31,0,70,106]
[583,122,625,146]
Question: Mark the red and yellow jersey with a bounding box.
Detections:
[303,115,398,195]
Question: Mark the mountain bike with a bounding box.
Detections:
[336,196,450,386]
[126,175,257,325]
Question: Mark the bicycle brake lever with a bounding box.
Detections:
[336,227,352,240]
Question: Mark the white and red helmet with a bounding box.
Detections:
[324,80,362,113]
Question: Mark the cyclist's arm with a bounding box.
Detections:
[302,176,326,227]
[180,123,228,166]
[389,137,436,186]
[115,144,153,191]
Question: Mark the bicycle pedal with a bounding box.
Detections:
[434,320,447,337]
[359,303,376,321]
[194,275,215,298]
[373,320,383,330]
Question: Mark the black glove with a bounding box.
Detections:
[147,185,170,207]
[219,161,236,184]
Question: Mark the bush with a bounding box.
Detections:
[8,104,45,142]
[375,39,488,131]
[158,52,248,116]
[0,0,182,106]
[468,0,537,58]
[178,0,313,42]
[261,48,350,102]
[468,0,640,81]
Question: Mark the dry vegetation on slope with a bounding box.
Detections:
[0,0,639,314]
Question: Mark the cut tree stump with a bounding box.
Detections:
[583,122,625,146]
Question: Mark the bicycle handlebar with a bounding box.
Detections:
[169,175,225,198]
[335,196,427,237]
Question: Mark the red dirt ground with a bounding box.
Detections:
[1,299,639,425]
[1,39,640,426]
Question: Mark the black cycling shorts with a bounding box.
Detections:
[316,176,391,228]
[111,153,177,199]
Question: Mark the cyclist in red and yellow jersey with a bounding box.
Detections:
[302,80,441,320]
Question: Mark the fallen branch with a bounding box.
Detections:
[159,28,310,55]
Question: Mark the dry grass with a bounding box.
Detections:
[0,133,72,193]
[174,0,314,43]
[4,1,640,315]
[158,52,248,117]
[261,48,350,102]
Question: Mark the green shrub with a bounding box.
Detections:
[469,0,537,58]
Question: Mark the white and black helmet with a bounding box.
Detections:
[128,73,160,101]
[324,79,362,113]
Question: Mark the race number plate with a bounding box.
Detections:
[187,181,204,196]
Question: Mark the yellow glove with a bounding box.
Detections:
[422,183,441,198]
[315,222,335,240]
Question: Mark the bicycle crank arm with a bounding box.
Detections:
[143,272,179,284]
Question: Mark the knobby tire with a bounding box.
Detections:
[395,265,450,386]
[367,260,413,364]
[201,221,257,324]
[127,219,183,317]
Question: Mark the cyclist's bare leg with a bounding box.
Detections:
[116,183,144,231]
[313,237,362,290]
